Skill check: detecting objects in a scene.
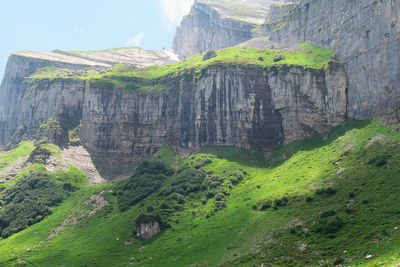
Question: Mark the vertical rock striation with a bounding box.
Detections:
[0,55,87,146]
[80,64,346,177]
[268,0,400,119]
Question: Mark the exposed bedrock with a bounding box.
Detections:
[80,64,346,177]
[267,0,400,119]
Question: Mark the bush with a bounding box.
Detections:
[320,210,336,218]
[273,197,289,208]
[167,168,206,196]
[315,216,345,235]
[118,160,174,211]
[202,50,217,61]
[260,200,272,210]
[315,187,337,196]
[146,206,154,212]
[194,156,213,169]
[305,196,314,202]
[0,171,66,238]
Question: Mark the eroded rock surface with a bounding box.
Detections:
[267,0,400,119]
[136,220,160,239]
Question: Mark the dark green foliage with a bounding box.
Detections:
[202,50,217,61]
[0,171,66,238]
[305,196,314,202]
[166,167,206,196]
[229,170,245,185]
[274,197,289,208]
[348,191,356,198]
[367,154,388,167]
[146,206,154,212]
[314,216,345,235]
[315,187,337,196]
[63,182,78,192]
[118,160,175,212]
[320,210,336,218]
[194,156,213,169]
[273,55,285,62]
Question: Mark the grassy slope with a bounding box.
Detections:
[0,141,35,172]
[0,119,399,266]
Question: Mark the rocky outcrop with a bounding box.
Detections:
[173,0,294,58]
[80,63,346,177]
[136,220,160,239]
[267,0,400,119]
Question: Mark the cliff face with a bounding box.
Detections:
[80,64,346,177]
[173,2,256,58]
[0,55,88,146]
[0,53,346,178]
[268,0,400,119]
[173,0,294,58]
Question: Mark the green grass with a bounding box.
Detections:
[0,119,399,266]
[0,141,35,171]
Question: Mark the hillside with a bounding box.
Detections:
[0,117,399,266]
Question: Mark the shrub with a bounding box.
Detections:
[315,187,337,196]
[0,171,66,238]
[315,216,345,235]
[118,160,174,211]
[320,210,336,218]
[146,206,154,212]
[273,197,289,208]
[168,168,206,196]
[260,200,272,210]
[305,196,314,203]
[194,156,213,169]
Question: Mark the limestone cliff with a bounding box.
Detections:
[0,54,91,146]
[0,48,347,178]
[266,0,400,119]
[173,0,294,58]
[80,63,346,177]
[0,48,179,148]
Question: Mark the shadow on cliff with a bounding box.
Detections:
[266,119,371,168]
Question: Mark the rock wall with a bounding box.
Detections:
[268,0,400,119]
[0,55,87,146]
[173,1,256,58]
[80,64,346,177]
[0,55,347,178]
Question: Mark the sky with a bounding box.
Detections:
[0,0,194,80]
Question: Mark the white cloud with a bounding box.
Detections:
[73,27,87,34]
[125,32,145,47]
[159,0,194,30]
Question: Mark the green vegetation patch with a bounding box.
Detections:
[117,160,175,212]
[0,168,66,238]
[0,141,35,171]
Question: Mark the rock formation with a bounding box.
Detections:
[136,220,160,239]
[173,0,294,58]
[266,0,400,119]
